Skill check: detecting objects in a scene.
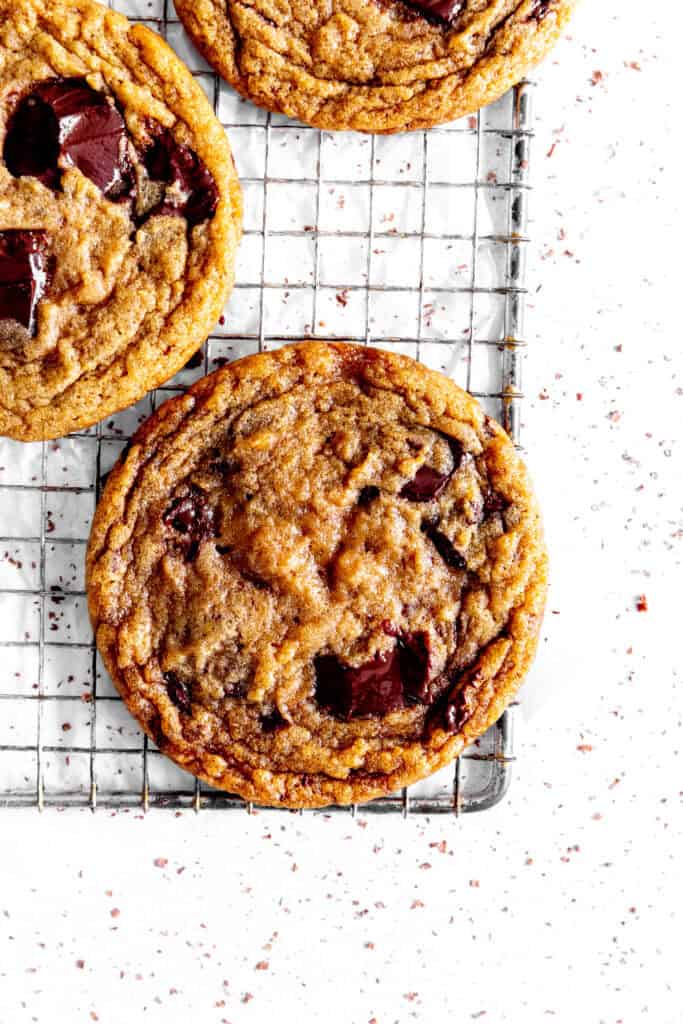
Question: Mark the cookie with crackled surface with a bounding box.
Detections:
[0,0,242,441]
[174,0,575,132]
[87,342,548,809]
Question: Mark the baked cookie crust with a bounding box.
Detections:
[174,0,575,133]
[0,0,242,441]
[87,342,547,808]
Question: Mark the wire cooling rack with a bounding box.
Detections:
[0,1,534,813]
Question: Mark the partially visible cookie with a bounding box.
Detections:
[87,342,547,809]
[0,0,242,441]
[174,0,574,133]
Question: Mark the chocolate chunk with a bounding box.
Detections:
[314,629,431,719]
[143,129,218,226]
[483,489,508,516]
[421,521,467,570]
[400,465,451,502]
[260,709,288,733]
[400,435,463,502]
[358,485,380,506]
[528,0,552,22]
[315,649,405,720]
[163,671,192,714]
[0,230,50,336]
[396,630,432,704]
[163,485,215,560]
[443,685,475,732]
[4,78,133,199]
[403,0,464,25]
[3,92,59,187]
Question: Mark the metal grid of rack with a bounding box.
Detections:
[0,1,533,813]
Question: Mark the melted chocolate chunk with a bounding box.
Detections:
[260,708,288,733]
[400,435,463,502]
[421,521,467,570]
[315,629,431,719]
[315,650,405,720]
[358,485,380,506]
[443,687,473,732]
[163,671,192,714]
[403,0,464,25]
[163,485,215,560]
[528,0,552,22]
[4,78,133,198]
[400,465,451,502]
[143,129,218,226]
[483,489,508,516]
[396,630,432,704]
[0,230,50,336]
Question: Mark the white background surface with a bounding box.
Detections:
[1,1,681,1021]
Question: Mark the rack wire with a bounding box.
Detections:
[0,1,534,813]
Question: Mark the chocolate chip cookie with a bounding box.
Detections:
[87,342,547,809]
[0,0,242,441]
[174,0,574,132]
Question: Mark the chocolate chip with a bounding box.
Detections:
[400,435,463,502]
[403,0,464,25]
[443,687,474,732]
[163,671,192,714]
[528,0,552,22]
[143,129,218,226]
[438,668,486,733]
[163,485,215,560]
[0,230,51,337]
[4,78,133,199]
[421,521,467,570]
[483,489,508,516]
[315,650,405,720]
[396,631,432,704]
[358,485,380,506]
[314,629,432,719]
[260,709,288,733]
[400,465,451,502]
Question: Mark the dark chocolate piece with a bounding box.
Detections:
[163,671,192,714]
[483,489,508,516]
[143,129,218,226]
[403,0,464,26]
[421,521,467,570]
[358,485,380,506]
[528,0,552,22]
[314,629,431,719]
[315,649,405,720]
[260,709,288,733]
[163,485,215,560]
[0,230,50,336]
[400,435,463,502]
[396,630,432,704]
[4,78,133,199]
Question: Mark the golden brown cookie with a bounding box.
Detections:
[87,342,547,809]
[0,0,242,441]
[174,0,575,133]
